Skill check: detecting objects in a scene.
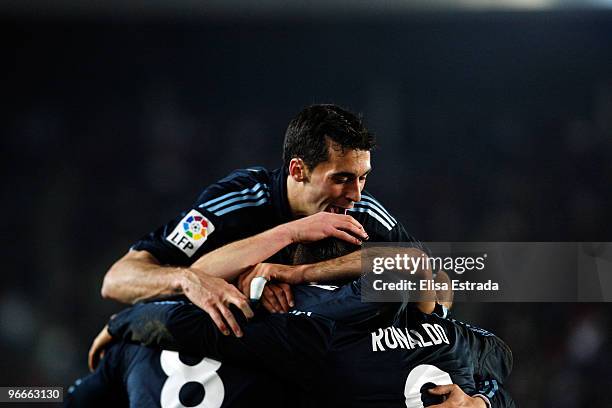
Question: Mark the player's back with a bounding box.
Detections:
[319,310,476,408]
[66,340,290,408]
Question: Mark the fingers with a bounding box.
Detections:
[217,304,243,337]
[331,229,364,246]
[88,340,106,372]
[428,384,456,395]
[339,214,367,235]
[435,270,454,310]
[261,297,276,313]
[261,284,293,313]
[205,306,231,336]
[326,217,368,243]
[229,292,255,319]
[334,213,364,229]
[204,292,253,338]
[427,384,472,408]
[338,216,369,240]
[88,326,111,372]
[278,283,294,308]
[87,346,96,373]
[262,286,283,313]
[293,212,369,243]
[270,284,290,312]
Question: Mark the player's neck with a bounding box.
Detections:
[286,175,309,218]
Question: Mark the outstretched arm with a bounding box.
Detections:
[102,249,253,337]
[192,212,367,281]
[102,212,366,302]
[240,247,437,314]
[102,212,367,335]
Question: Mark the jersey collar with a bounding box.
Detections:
[270,166,293,224]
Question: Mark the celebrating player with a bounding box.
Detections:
[70,239,514,408]
[101,104,424,336]
[81,301,509,407]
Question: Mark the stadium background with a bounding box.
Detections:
[2,1,612,406]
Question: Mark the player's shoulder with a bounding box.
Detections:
[193,166,273,216]
[436,306,513,382]
[217,166,272,185]
[208,166,273,194]
[432,305,496,339]
[349,191,399,233]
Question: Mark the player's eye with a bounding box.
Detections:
[332,175,350,184]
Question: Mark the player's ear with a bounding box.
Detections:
[289,158,309,182]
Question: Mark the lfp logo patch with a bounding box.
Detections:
[166,209,215,257]
[183,214,208,240]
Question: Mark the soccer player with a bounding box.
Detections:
[65,340,290,408]
[73,240,513,408]
[79,298,513,407]
[100,104,424,337]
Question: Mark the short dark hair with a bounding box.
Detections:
[282,104,376,170]
[292,237,360,266]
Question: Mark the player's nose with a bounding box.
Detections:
[345,179,362,203]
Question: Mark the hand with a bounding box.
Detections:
[238,264,299,313]
[180,269,254,337]
[88,325,113,372]
[428,385,487,408]
[239,263,305,293]
[284,212,368,245]
[261,283,294,313]
[435,270,454,310]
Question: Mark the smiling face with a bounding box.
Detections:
[283,104,376,217]
[294,139,371,216]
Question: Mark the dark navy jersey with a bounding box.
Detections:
[65,340,290,408]
[326,306,515,408]
[428,304,515,408]
[131,167,417,266]
[107,301,331,395]
[107,300,513,408]
[324,309,475,407]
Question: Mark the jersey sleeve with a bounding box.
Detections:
[130,168,271,266]
[472,335,515,408]
[108,300,231,357]
[474,381,517,408]
[437,305,515,408]
[106,300,329,383]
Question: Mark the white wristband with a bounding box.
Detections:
[250,276,268,301]
[473,394,492,408]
